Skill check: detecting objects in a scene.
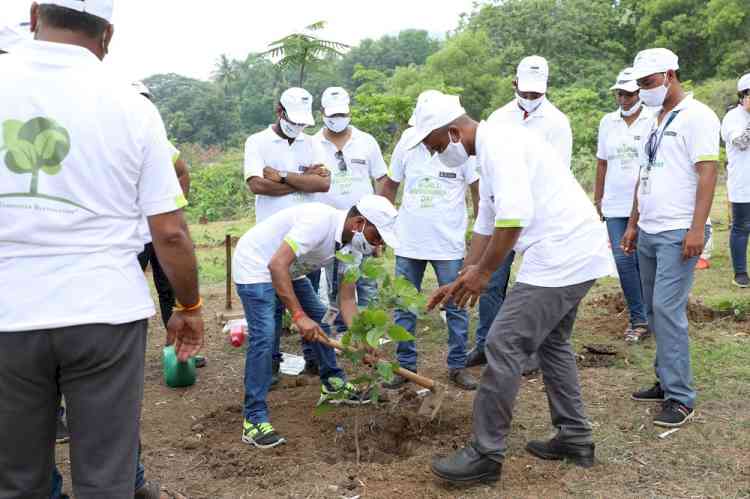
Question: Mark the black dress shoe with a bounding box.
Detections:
[525,437,595,468]
[465,348,487,367]
[449,368,479,391]
[431,445,502,484]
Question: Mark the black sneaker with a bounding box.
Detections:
[431,444,502,484]
[631,381,665,402]
[465,348,487,367]
[733,273,750,288]
[525,437,595,468]
[242,420,286,448]
[653,399,694,428]
[303,359,319,376]
[449,368,478,391]
[56,414,70,444]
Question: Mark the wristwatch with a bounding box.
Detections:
[279,170,288,184]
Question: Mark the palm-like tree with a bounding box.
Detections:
[262,21,349,86]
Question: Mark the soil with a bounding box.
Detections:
[54,283,750,498]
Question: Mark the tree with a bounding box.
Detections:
[262,21,349,86]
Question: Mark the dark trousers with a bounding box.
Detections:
[731,202,750,275]
[138,242,175,327]
[0,321,147,499]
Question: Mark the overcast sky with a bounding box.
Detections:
[5,0,478,81]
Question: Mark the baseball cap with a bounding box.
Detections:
[516,55,549,93]
[0,23,30,52]
[132,81,151,98]
[39,1,114,23]
[610,67,640,93]
[280,87,315,126]
[738,73,750,93]
[356,195,399,249]
[403,91,466,150]
[630,48,679,81]
[408,89,443,126]
[321,87,350,116]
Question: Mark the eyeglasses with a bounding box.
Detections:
[334,150,347,172]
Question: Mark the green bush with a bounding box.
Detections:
[185,150,253,223]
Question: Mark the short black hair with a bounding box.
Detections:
[39,4,109,39]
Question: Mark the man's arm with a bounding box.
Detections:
[594,159,607,220]
[469,180,480,219]
[683,161,718,259]
[337,281,358,328]
[621,181,641,255]
[379,177,400,204]
[247,176,296,197]
[476,228,522,277]
[285,168,331,193]
[175,158,190,197]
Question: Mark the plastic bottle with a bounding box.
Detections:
[228,322,247,347]
[162,345,197,388]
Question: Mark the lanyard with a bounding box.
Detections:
[330,242,342,299]
[645,110,681,167]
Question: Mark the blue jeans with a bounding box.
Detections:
[394,257,469,370]
[638,229,698,408]
[474,251,516,352]
[731,203,750,275]
[236,279,346,423]
[606,217,648,326]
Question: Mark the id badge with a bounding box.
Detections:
[322,306,340,326]
[640,167,652,196]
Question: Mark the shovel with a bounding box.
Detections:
[315,334,447,420]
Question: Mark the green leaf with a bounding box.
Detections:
[365,309,389,328]
[369,385,381,404]
[335,250,356,264]
[5,141,37,173]
[366,327,386,348]
[350,375,373,386]
[376,361,395,383]
[361,258,386,280]
[2,120,23,150]
[41,163,62,176]
[343,268,360,284]
[341,331,353,348]
[34,129,68,162]
[387,324,415,342]
[328,376,345,390]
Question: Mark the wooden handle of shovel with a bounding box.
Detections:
[316,334,437,391]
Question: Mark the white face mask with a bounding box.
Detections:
[351,224,375,257]
[279,118,305,139]
[639,74,670,107]
[324,116,351,133]
[438,133,470,168]
[620,100,642,117]
[517,94,544,113]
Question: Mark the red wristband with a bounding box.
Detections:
[292,310,307,323]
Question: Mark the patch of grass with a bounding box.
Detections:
[189,217,254,247]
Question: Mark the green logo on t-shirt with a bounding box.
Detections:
[1,117,94,213]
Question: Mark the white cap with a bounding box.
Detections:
[39,1,114,23]
[516,55,549,93]
[610,67,640,93]
[408,89,443,126]
[280,87,315,126]
[738,73,750,93]
[403,91,466,150]
[356,195,399,249]
[132,81,151,98]
[321,87,350,116]
[631,48,679,81]
[0,23,30,52]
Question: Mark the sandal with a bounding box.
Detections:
[134,480,187,499]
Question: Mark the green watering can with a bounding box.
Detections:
[162,345,197,388]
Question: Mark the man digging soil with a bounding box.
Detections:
[405,92,613,485]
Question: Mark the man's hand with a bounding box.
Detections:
[429,265,492,310]
[621,225,639,255]
[682,227,705,260]
[594,200,604,221]
[303,164,331,178]
[166,309,205,362]
[263,166,282,183]
[427,283,457,311]
[295,315,325,342]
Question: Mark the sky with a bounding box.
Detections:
[4,0,478,81]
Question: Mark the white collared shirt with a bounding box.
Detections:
[0,41,185,332]
[596,108,653,217]
[488,97,573,169]
[389,127,479,260]
[721,105,750,203]
[473,121,613,287]
[243,126,323,222]
[233,203,348,285]
[312,126,388,210]
[636,94,721,233]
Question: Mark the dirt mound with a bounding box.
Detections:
[590,293,730,324]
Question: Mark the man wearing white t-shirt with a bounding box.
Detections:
[232,196,398,448]
[244,87,331,378]
[622,48,719,428]
[381,124,480,390]
[405,92,611,484]
[0,2,204,498]
[594,67,651,343]
[467,55,573,369]
[722,73,750,287]
[313,86,388,309]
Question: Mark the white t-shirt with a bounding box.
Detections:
[233,203,352,285]
[488,97,573,170]
[596,109,653,217]
[313,126,388,210]
[243,126,324,222]
[721,105,750,203]
[473,121,613,287]
[139,142,182,245]
[389,127,479,260]
[0,41,186,332]
[636,95,721,234]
